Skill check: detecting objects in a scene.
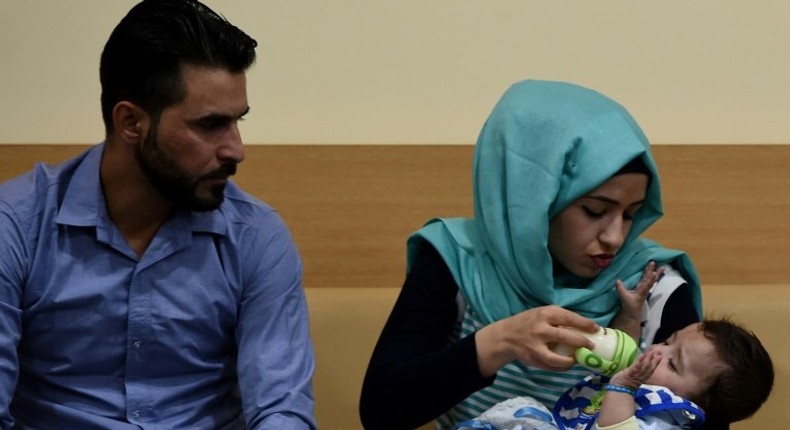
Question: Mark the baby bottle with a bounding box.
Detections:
[552,327,638,376]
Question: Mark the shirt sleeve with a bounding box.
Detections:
[0,206,25,429]
[235,212,316,430]
[651,282,700,345]
[594,415,639,430]
[359,243,495,430]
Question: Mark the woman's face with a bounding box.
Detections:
[548,173,649,278]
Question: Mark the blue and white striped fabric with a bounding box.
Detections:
[553,374,704,430]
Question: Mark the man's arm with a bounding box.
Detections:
[0,207,26,428]
[235,212,315,430]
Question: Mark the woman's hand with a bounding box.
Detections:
[474,305,598,377]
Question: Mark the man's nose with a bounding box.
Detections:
[218,124,245,164]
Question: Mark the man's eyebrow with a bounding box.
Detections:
[197,106,250,122]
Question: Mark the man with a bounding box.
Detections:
[0,1,315,428]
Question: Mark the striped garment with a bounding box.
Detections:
[436,268,688,430]
[553,374,704,429]
[435,308,590,429]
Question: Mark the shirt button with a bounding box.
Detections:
[131,410,141,419]
[133,340,142,350]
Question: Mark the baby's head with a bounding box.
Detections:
[696,318,774,425]
[647,318,773,425]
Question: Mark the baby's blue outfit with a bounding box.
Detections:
[455,374,704,430]
[554,374,704,429]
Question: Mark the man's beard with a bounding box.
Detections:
[135,127,236,212]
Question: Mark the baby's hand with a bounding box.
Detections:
[609,348,661,389]
[616,262,665,321]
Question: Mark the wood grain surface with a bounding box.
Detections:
[2,144,787,287]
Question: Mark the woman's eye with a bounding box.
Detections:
[582,207,604,218]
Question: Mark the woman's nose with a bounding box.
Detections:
[599,218,626,250]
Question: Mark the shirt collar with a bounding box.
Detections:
[55,142,228,237]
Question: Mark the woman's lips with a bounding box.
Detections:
[592,254,614,268]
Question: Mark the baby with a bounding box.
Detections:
[456,265,774,429]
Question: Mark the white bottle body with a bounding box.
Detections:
[553,327,620,360]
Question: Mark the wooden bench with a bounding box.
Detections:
[1,144,788,429]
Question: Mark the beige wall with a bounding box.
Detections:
[1,0,789,145]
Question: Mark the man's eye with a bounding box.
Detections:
[198,117,233,130]
[200,120,223,130]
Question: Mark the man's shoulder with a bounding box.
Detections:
[220,182,283,226]
[0,148,94,219]
[217,184,299,258]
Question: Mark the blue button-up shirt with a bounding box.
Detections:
[0,144,315,429]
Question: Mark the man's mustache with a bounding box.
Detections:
[206,163,237,179]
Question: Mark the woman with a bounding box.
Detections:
[359,80,712,429]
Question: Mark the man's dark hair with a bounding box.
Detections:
[99,0,257,133]
[697,318,774,424]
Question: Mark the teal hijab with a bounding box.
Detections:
[407,80,701,326]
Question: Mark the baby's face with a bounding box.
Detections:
[644,323,723,402]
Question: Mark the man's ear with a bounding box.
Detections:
[112,101,150,144]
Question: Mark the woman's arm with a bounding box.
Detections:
[359,244,598,430]
[359,244,495,430]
